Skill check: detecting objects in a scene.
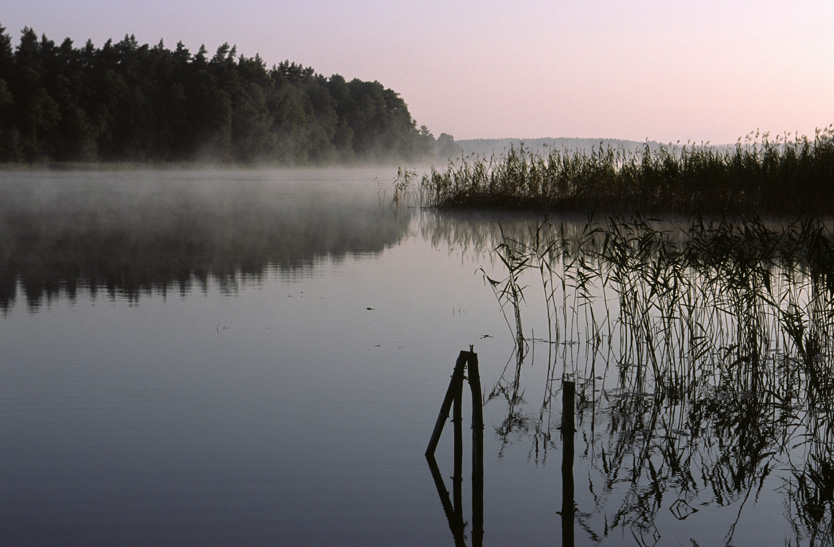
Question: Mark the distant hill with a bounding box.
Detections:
[454,138,668,159]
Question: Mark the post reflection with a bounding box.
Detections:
[426,454,467,547]
[560,380,576,547]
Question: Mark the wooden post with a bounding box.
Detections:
[561,380,576,547]
[426,347,484,546]
[453,365,463,520]
[561,380,575,437]
[426,351,468,457]
[468,349,484,546]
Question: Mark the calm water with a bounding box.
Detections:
[0,169,830,546]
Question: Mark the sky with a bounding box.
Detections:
[3,0,833,144]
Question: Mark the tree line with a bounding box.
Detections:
[0,25,459,164]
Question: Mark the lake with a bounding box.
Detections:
[1,168,831,546]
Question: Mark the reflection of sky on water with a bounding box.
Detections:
[0,220,505,546]
[0,172,514,544]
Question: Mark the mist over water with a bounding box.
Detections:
[0,168,412,312]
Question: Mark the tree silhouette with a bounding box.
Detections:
[0,24,458,164]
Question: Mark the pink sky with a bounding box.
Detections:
[4,0,833,143]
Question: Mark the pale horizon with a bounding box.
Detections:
[4,0,833,145]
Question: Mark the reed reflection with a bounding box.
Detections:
[434,213,834,545]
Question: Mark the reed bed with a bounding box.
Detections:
[420,127,834,215]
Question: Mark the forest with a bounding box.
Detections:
[0,24,459,164]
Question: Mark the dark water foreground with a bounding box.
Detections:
[0,169,831,546]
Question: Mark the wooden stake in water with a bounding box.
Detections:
[425,347,484,546]
[426,351,468,457]
[468,348,484,546]
[453,364,463,519]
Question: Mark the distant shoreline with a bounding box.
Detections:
[454,137,725,158]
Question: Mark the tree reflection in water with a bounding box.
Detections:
[0,170,413,312]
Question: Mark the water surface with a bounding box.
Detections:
[1,169,830,546]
